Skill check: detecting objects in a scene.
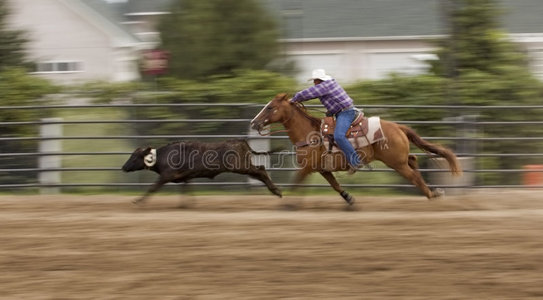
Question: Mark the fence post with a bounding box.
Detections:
[429,115,477,194]
[39,118,62,194]
[247,125,270,186]
[428,157,474,195]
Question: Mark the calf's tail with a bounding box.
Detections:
[241,140,283,155]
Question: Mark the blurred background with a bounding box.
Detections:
[1,0,542,194]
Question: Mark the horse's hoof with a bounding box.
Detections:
[176,203,192,209]
[430,188,445,199]
[340,191,355,205]
[132,198,145,205]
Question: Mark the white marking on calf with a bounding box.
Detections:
[144,148,157,168]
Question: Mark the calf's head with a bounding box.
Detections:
[122,147,153,172]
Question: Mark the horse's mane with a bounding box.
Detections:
[292,102,322,129]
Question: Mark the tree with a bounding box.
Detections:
[0,1,56,186]
[0,0,29,69]
[349,0,543,185]
[433,0,529,78]
[157,0,281,80]
[0,69,58,185]
[431,0,539,105]
[432,0,542,185]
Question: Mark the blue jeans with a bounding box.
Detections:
[334,108,361,168]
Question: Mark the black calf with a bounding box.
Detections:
[122,139,282,203]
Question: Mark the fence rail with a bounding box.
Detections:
[2,103,542,191]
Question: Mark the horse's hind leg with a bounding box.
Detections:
[407,155,426,188]
[291,168,312,193]
[392,163,439,199]
[408,154,419,170]
[407,155,443,198]
[320,171,355,206]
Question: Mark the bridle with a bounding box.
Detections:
[256,102,325,149]
[256,102,296,136]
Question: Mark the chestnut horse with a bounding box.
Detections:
[250,93,462,205]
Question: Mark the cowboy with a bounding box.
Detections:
[290,69,361,173]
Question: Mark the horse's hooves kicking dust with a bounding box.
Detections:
[430,188,445,199]
[343,203,360,211]
[278,203,301,211]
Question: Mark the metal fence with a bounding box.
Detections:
[1,103,542,193]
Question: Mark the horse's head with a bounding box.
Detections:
[250,93,292,131]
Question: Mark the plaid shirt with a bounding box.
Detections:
[291,79,354,115]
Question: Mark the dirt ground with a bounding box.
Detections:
[1,190,543,299]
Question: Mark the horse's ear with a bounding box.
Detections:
[277,93,289,101]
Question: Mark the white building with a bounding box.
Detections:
[7,0,543,84]
[262,0,543,83]
[7,0,145,84]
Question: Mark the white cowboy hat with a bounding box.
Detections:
[310,69,333,81]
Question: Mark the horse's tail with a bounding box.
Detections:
[399,125,462,176]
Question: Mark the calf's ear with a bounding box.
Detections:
[142,147,152,156]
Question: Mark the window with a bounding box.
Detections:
[35,61,83,73]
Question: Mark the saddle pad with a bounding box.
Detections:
[321,111,364,136]
[324,116,386,152]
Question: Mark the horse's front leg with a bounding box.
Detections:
[319,171,355,206]
[292,168,312,191]
[280,168,312,210]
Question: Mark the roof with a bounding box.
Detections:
[260,0,543,40]
[78,0,543,43]
[261,0,443,40]
[124,0,173,15]
[500,0,543,34]
[80,0,128,24]
[71,0,142,46]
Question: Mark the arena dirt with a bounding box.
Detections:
[1,190,543,299]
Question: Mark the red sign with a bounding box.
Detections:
[142,49,169,75]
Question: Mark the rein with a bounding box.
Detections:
[257,124,288,136]
[257,102,324,149]
[256,104,296,136]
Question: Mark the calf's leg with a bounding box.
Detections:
[133,177,169,204]
[177,181,196,208]
[240,165,282,198]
